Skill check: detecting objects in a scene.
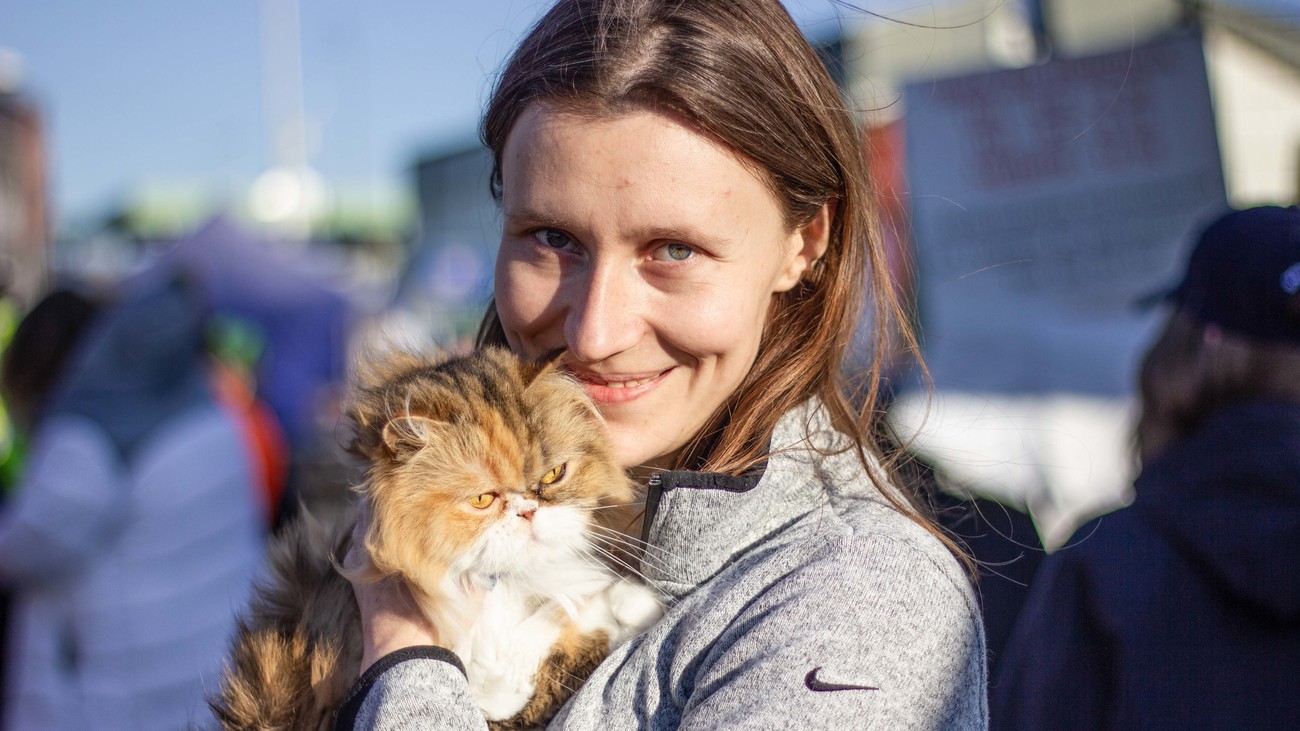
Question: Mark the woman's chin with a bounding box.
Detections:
[612,437,681,473]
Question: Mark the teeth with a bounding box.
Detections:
[596,375,654,389]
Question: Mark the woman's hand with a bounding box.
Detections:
[345,502,440,674]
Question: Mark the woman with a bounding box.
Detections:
[992,206,1300,730]
[341,0,987,728]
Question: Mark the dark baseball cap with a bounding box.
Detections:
[1149,205,1300,345]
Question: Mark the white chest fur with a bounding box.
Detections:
[450,571,663,721]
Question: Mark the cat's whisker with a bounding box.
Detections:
[574,544,659,586]
[573,542,642,576]
[570,503,644,511]
[583,525,652,552]
[585,539,675,579]
[586,523,660,549]
[587,526,689,565]
[580,543,681,587]
[538,657,586,690]
[586,535,674,576]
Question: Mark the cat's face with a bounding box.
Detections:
[348,348,634,590]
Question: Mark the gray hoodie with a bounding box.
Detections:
[336,401,988,729]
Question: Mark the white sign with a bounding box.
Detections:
[894,32,1227,546]
[904,30,1226,395]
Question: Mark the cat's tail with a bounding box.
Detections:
[210,509,362,731]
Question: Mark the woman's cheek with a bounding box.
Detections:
[668,289,771,360]
[495,259,560,354]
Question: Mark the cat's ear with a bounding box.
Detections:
[381,415,443,461]
[517,347,567,386]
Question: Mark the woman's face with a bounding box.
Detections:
[494,107,826,468]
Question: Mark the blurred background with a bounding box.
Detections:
[0,0,1298,718]
[0,0,1296,547]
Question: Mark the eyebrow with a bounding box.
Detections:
[637,225,734,249]
[501,206,569,231]
[503,206,737,250]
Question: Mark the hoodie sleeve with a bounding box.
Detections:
[992,547,1113,731]
[334,647,488,731]
[679,533,987,730]
[0,415,130,585]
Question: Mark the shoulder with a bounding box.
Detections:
[757,437,985,668]
[26,414,123,477]
[745,447,984,651]
[1046,509,1161,578]
[808,494,982,635]
[1025,509,1174,619]
[32,413,117,453]
[708,494,988,727]
[762,409,981,622]
[137,401,244,466]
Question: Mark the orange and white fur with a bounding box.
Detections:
[212,348,662,730]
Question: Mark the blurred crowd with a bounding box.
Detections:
[0,197,1296,729]
[0,217,367,728]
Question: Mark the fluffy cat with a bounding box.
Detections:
[211,347,662,730]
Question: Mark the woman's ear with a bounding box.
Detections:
[773,202,832,293]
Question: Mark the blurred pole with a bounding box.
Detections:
[255,0,320,241]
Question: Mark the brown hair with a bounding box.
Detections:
[1137,309,1300,461]
[475,0,951,554]
[1,288,101,433]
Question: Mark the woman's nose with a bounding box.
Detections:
[563,263,643,363]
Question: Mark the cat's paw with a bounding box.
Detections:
[477,684,535,722]
[469,659,537,721]
[608,579,663,634]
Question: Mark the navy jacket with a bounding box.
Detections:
[992,399,1300,731]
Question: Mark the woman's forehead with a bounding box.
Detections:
[499,106,787,241]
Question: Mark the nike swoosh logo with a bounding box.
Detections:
[804,667,879,693]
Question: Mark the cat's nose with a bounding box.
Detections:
[512,497,539,521]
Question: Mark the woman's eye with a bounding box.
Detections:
[469,493,496,509]
[655,242,695,262]
[539,463,567,485]
[533,229,574,250]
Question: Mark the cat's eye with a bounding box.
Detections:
[539,464,567,485]
[468,493,496,509]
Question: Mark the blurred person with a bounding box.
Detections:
[0,277,264,730]
[0,288,100,730]
[993,206,1300,730]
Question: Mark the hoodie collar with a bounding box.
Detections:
[638,399,875,599]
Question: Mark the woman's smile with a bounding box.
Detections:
[564,365,676,405]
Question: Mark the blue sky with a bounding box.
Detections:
[0,0,856,226]
[1,0,1294,227]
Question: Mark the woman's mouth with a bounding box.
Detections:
[567,367,674,404]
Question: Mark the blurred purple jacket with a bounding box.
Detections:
[0,279,264,730]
